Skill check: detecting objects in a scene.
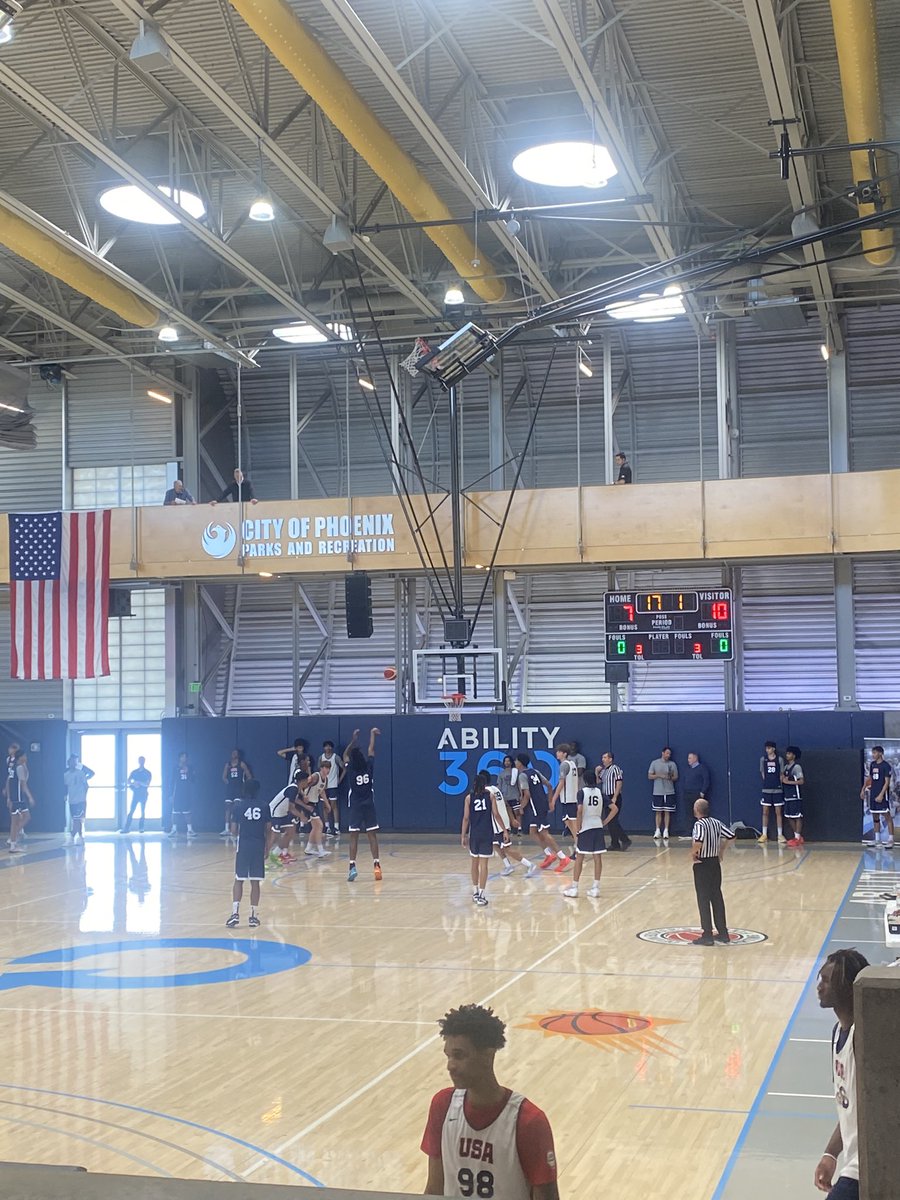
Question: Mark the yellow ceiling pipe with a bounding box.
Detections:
[829,0,894,266]
[230,0,506,303]
[0,202,159,327]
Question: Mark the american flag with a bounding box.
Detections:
[9,510,111,680]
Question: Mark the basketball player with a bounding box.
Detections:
[7,750,34,853]
[782,746,805,847]
[168,752,197,839]
[488,776,533,877]
[648,746,677,841]
[515,752,570,873]
[815,948,869,1199]
[462,772,502,906]
[63,755,94,844]
[562,767,616,898]
[221,749,251,835]
[422,1004,559,1199]
[4,742,19,810]
[343,727,382,882]
[226,780,269,929]
[550,744,579,850]
[268,771,301,865]
[861,745,893,848]
[321,740,343,837]
[277,737,307,784]
[758,741,786,844]
[297,761,329,857]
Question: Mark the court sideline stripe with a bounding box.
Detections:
[245,880,652,1179]
[709,859,864,1200]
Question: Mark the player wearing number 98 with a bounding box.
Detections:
[226,780,269,929]
[422,1004,558,1200]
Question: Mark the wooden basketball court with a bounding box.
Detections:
[0,834,890,1197]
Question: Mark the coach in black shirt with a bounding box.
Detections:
[691,799,735,945]
[212,468,257,505]
[614,452,632,484]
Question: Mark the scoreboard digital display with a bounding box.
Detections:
[604,589,734,662]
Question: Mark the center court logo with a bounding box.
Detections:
[637,927,767,946]
[202,521,237,558]
[520,1009,681,1056]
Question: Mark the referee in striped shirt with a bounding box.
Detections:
[691,799,735,945]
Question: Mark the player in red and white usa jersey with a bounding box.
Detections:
[422,1004,558,1200]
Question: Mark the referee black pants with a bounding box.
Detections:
[693,857,727,936]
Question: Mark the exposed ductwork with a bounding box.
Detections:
[829,0,894,266]
[0,200,160,329]
[229,0,507,304]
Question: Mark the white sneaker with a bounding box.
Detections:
[524,863,538,878]
[501,862,516,876]
[862,839,876,846]
[186,829,196,839]
[885,841,895,849]
[316,848,330,857]
[662,831,669,841]
[588,883,601,897]
[777,833,787,844]
[167,828,177,837]
[653,829,661,840]
[562,885,578,898]
[73,833,83,845]
[304,847,318,855]
[220,827,230,836]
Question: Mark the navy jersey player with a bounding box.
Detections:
[758,741,785,844]
[782,746,805,847]
[462,772,502,906]
[514,752,569,873]
[342,727,382,882]
[221,749,251,836]
[226,780,270,928]
[861,745,894,848]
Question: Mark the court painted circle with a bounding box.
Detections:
[637,927,767,945]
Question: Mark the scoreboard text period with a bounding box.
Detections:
[604,590,734,662]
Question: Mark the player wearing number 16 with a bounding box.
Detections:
[422,1004,559,1199]
[226,781,269,929]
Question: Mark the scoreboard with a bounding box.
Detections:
[604,589,734,662]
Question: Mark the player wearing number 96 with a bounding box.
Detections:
[422,1004,559,1200]
[226,779,269,930]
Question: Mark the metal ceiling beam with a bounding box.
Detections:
[0,62,339,341]
[107,0,440,319]
[532,0,705,333]
[741,0,842,350]
[319,0,559,305]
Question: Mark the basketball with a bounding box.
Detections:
[538,1011,651,1036]
[383,666,397,680]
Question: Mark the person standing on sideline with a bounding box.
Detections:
[63,756,94,844]
[551,743,580,848]
[648,746,678,842]
[7,750,34,853]
[782,746,805,847]
[221,748,251,836]
[759,740,786,844]
[422,1004,559,1200]
[861,745,893,848]
[599,751,631,850]
[211,467,257,505]
[4,742,19,810]
[462,772,502,907]
[614,451,632,484]
[225,780,270,929]
[691,799,735,945]
[168,752,196,839]
[681,751,710,836]
[514,752,570,873]
[814,948,870,1199]
[277,736,307,784]
[343,727,382,882]
[563,767,616,899]
[320,740,343,838]
[120,757,152,834]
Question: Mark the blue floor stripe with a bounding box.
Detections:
[709,859,864,1200]
[0,847,67,871]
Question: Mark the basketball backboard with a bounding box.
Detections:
[412,647,505,709]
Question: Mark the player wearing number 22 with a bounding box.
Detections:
[423,1004,559,1200]
[226,782,269,929]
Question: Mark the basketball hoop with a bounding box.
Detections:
[442,692,466,722]
[400,336,433,378]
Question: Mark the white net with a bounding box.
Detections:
[442,693,466,722]
[400,337,431,377]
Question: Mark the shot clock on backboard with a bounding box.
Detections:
[604,590,734,662]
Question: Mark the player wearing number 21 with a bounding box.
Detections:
[422,1004,559,1199]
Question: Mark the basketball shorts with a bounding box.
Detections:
[761,791,783,807]
[349,799,379,832]
[492,825,511,847]
[651,795,676,812]
[576,827,607,855]
[560,801,579,824]
[783,797,802,819]
[869,794,889,813]
[326,787,339,804]
[469,835,494,859]
[69,801,86,820]
[10,804,29,815]
[235,841,265,881]
[270,817,292,833]
[526,796,550,831]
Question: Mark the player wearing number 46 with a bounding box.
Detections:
[422,1004,559,1200]
[226,780,269,929]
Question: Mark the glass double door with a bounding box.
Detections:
[75,729,163,831]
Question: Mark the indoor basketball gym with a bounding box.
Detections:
[0,2,899,1199]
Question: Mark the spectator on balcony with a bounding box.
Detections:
[211,468,257,505]
[614,452,632,484]
[163,479,196,506]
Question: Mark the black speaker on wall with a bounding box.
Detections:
[345,572,373,638]
[604,662,630,683]
[108,589,133,618]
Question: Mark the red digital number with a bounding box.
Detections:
[711,601,729,621]
[623,603,635,622]
[635,643,644,656]
[693,642,702,655]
